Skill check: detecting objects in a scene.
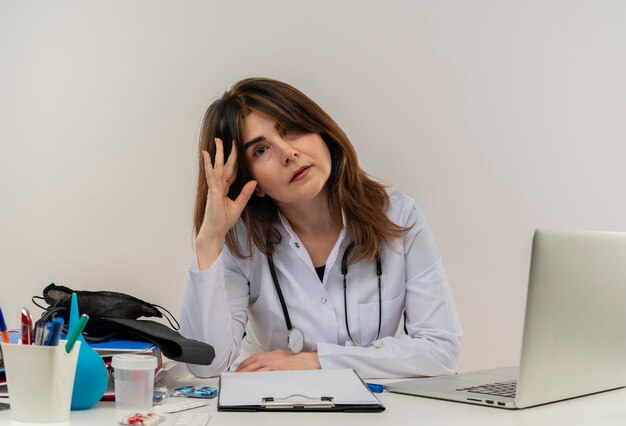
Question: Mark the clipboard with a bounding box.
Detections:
[217,369,385,412]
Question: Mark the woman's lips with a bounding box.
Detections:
[290,166,310,182]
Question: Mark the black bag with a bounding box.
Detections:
[35,283,171,324]
[33,283,215,365]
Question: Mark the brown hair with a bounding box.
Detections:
[194,77,410,264]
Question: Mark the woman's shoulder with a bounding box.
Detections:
[386,190,423,222]
[387,189,416,207]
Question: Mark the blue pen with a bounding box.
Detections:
[366,383,384,393]
[45,317,64,346]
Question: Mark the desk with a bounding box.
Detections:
[2,374,626,425]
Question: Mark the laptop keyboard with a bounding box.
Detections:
[457,380,517,398]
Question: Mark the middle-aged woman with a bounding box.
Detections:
[179,77,462,378]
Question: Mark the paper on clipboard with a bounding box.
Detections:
[218,369,383,411]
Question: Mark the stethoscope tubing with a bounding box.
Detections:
[343,258,382,348]
[268,243,383,353]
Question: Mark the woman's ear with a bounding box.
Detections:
[255,186,266,197]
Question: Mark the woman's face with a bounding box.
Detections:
[241,111,332,207]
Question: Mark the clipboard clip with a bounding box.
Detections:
[262,394,335,409]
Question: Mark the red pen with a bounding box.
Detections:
[20,308,33,345]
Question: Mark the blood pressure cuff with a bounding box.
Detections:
[33,283,216,365]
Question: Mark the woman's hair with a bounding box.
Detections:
[194,77,410,264]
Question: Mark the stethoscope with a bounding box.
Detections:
[267,243,382,353]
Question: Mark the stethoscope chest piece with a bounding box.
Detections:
[287,328,304,353]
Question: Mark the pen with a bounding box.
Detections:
[33,319,47,345]
[45,317,64,347]
[0,306,10,344]
[65,314,89,353]
[366,383,384,393]
[20,308,33,345]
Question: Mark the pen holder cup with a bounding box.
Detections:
[1,340,81,423]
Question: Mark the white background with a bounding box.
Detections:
[1,0,625,373]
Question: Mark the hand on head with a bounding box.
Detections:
[196,138,257,269]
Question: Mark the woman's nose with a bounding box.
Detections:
[280,143,298,165]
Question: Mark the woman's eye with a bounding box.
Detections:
[254,146,268,157]
[278,125,296,138]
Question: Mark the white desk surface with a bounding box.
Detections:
[2,374,626,425]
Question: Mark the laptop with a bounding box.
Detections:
[385,229,626,409]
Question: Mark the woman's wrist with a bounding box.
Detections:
[195,236,225,271]
[296,352,321,369]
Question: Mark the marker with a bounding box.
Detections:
[65,314,89,353]
[0,306,10,344]
[366,383,384,393]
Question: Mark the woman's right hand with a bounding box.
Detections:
[196,138,257,270]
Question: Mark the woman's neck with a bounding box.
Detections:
[277,194,342,267]
[277,193,342,239]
